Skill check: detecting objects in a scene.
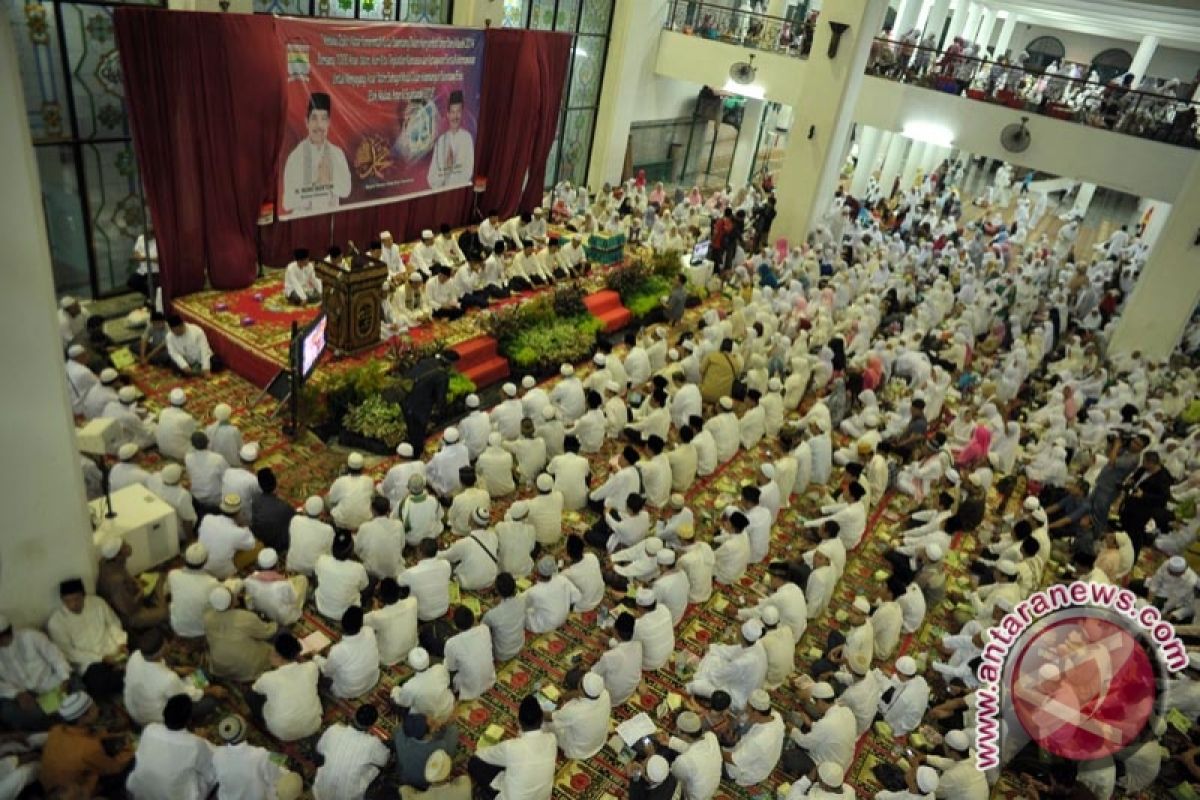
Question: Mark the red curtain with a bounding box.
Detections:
[115,11,287,302]
[115,11,572,305]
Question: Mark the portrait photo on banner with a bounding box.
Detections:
[276,20,485,221]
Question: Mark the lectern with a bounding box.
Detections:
[314,254,389,354]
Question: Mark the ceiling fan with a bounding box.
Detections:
[1000,116,1031,153]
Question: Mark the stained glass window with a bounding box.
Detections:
[557,109,595,188]
[8,0,156,298]
[579,0,610,35]
[83,141,145,294]
[529,0,554,29]
[399,0,445,22]
[60,4,130,141]
[568,34,604,108]
[553,0,579,32]
[502,0,526,28]
[6,0,69,143]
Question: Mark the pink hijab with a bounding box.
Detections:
[955,424,992,468]
[862,355,884,392]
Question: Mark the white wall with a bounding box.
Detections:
[852,76,1197,202]
[656,29,812,106]
[0,15,96,625]
[625,1,704,124]
[1008,24,1200,81]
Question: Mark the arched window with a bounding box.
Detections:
[1091,48,1133,83]
[1025,35,1065,72]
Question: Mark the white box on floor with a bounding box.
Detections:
[76,417,119,457]
[90,485,179,575]
[679,254,713,289]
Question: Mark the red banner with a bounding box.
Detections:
[275,20,485,221]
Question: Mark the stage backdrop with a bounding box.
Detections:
[275,21,484,220]
[114,10,570,306]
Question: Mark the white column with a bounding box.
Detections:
[993,12,1019,57]
[1071,182,1097,218]
[772,0,890,245]
[930,144,951,175]
[587,0,644,191]
[767,0,788,17]
[900,140,927,190]
[919,141,943,176]
[728,99,766,190]
[0,14,96,624]
[850,125,884,197]
[1129,34,1159,85]
[944,0,972,41]
[960,3,982,43]
[1109,158,1200,360]
[895,0,922,33]
[878,134,909,196]
[921,0,951,41]
[974,8,997,50]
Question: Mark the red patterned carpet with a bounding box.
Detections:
[117,319,1174,799]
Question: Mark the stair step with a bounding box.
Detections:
[594,308,633,333]
[460,355,510,389]
[583,290,623,315]
[452,335,499,368]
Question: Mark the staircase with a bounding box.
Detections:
[451,334,509,390]
[583,290,633,334]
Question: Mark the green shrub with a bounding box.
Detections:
[447,371,476,405]
[343,395,407,447]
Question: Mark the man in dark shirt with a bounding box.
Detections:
[251,469,294,553]
[393,712,459,790]
[1046,479,1095,549]
[751,196,776,251]
[458,223,485,263]
[396,350,459,452]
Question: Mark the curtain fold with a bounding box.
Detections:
[520,31,574,212]
[115,10,286,302]
[116,11,573,305]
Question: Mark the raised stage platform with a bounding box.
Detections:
[173,260,631,391]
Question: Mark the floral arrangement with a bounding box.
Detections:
[481,288,602,373]
[606,258,673,321]
[343,395,407,448]
[301,346,475,438]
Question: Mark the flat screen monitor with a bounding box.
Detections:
[691,239,710,265]
[298,313,327,381]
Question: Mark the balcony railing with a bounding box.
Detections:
[867,37,1199,149]
[663,0,817,60]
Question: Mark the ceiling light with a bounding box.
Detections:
[903,121,954,147]
[722,79,765,99]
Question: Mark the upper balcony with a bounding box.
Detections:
[662,0,817,61]
[866,37,1199,151]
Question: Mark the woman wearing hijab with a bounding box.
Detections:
[861,354,884,392]
[954,425,992,471]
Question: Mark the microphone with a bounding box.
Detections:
[348,240,360,256]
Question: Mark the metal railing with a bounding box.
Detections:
[867,37,1199,149]
[663,0,817,60]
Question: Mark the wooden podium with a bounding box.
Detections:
[314,254,389,354]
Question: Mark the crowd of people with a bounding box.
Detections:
[868,29,1199,147]
[35,158,1200,800]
